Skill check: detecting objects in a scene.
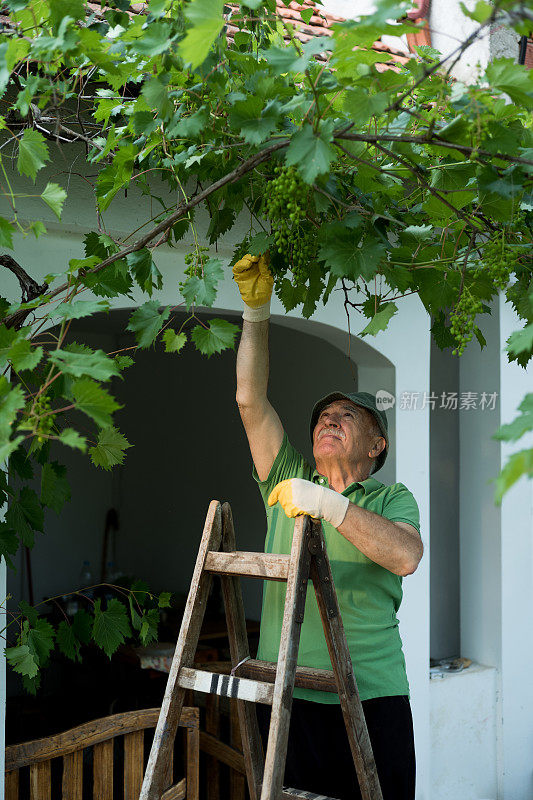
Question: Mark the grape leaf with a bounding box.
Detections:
[71,379,121,428]
[127,302,171,348]
[485,58,533,109]
[89,427,132,470]
[0,326,42,371]
[56,620,81,662]
[24,618,55,666]
[41,182,67,219]
[126,249,163,297]
[163,329,187,353]
[72,609,92,645]
[180,258,225,309]
[285,123,335,184]
[6,644,39,678]
[140,608,159,645]
[53,300,110,320]
[92,598,132,658]
[493,394,533,443]
[58,428,87,452]
[0,377,25,442]
[7,486,44,543]
[0,217,15,248]
[9,447,33,480]
[41,461,71,514]
[0,525,19,569]
[17,129,49,182]
[49,349,120,381]
[191,318,239,357]
[179,0,224,69]
[158,591,172,608]
[115,355,134,371]
[359,303,398,336]
[229,97,280,146]
[318,231,385,282]
[493,448,533,504]
[506,323,533,368]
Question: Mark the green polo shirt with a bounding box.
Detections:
[253,434,421,704]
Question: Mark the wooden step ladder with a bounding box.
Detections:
[140,501,383,800]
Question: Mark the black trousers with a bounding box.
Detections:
[257,696,415,800]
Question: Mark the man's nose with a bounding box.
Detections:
[325,415,340,427]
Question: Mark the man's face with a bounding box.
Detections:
[312,400,381,467]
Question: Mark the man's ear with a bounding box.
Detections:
[369,437,386,458]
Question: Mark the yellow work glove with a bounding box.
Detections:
[232,252,273,322]
[268,478,349,529]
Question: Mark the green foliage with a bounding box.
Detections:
[17,129,49,181]
[41,182,67,218]
[71,379,121,428]
[88,427,133,470]
[179,0,224,69]
[181,258,225,309]
[0,0,532,690]
[191,318,239,357]
[92,598,132,658]
[163,329,187,353]
[127,302,171,348]
[41,461,71,514]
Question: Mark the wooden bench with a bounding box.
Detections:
[5,706,199,800]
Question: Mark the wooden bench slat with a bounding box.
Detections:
[93,739,113,800]
[204,551,290,581]
[5,769,19,800]
[124,730,144,800]
[187,725,200,800]
[161,777,186,800]
[30,761,51,800]
[62,750,83,800]
[6,706,199,770]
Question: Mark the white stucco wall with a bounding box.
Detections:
[430,665,499,800]
[430,0,520,82]
[498,296,533,800]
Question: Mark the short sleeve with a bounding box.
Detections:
[252,433,309,505]
[381,482,421,534]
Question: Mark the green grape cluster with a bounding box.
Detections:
[184,246,209,276]
[482,234,515,291]
[23,394,55,443]
[450,290,483,356]
[264,166,316,281]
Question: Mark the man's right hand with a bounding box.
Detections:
[232,253,273,311]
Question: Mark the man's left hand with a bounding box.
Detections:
[268,478,349,528]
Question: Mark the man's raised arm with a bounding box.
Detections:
[234,255,284,482]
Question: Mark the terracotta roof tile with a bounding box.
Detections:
[1,0,420,66]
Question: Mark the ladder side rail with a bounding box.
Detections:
[220,503,265,800]
[140,501,223,800]
[260,516,312,800]
[308,521,383,800]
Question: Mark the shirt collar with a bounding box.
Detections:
[311,470,383,495]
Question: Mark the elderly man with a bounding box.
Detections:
[233,253,423,800]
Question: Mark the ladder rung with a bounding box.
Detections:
[177,667,274,705]
[282,788,340,800]
[239,658,337,693]
[204,551,290,581]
